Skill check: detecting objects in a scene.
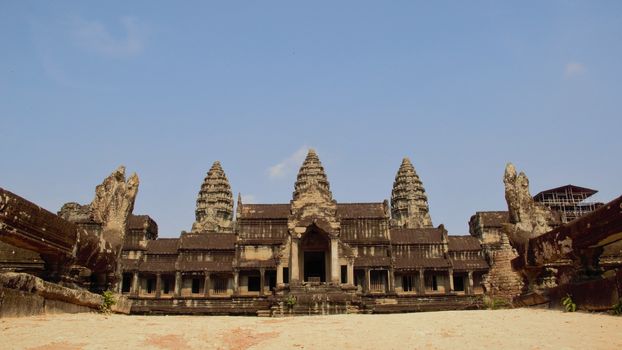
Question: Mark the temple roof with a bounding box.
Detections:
[238,204,290,219]
[390,228,444,244]
[451,258,489,271]
[128,214,158,232]
[354,256,392,267]
[238,202,387,220]
[177,260,233,272]
[179,233,236,250]
[394,257,451,270]
[447,236,482,251]
[145,238,179,254]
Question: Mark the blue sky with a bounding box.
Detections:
[1,1,621,237]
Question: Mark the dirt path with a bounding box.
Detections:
[2,309,621,349]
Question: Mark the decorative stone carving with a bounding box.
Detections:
[503,163,556,250]
[390,157,433,228]
[192,161,234,233]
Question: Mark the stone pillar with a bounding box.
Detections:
[448,269,454,293]
[468,271,474,295]
[259,268,265,296]
[155,273,162,298]
[365,268,371,293]
[204,272,211,297]
[347,261,354,286]
[290,237,300,283]
[174,271,182,297]
[131,272,139,295]
[388,268,395,293]
[276,261,284,287]
[418,269,425,294]
[330,237,340,284]
[233,270,239,295]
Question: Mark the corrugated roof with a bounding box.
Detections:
[178,260,233,272]
[448,236,481,251]
[337,203,386,219]
[146,239,179,254]
[139,261,177,272]
[354,256,391,267]
[179,233,236,250]
[451,258,489,271]
[534,184,598,199]
[390,228,444,244]
[394,257,451,269]
[239,204,290,219]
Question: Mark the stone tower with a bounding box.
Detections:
[192,161,234,233]
[289,149,339,232]
[390,157,433,228]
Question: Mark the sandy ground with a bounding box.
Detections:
[1,309,621,350]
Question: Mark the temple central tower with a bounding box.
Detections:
[192,161,234,233]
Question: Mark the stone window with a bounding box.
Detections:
[213,277,228,294]
[146,278,155,294]
[163,279,171,294]
[340,265,347,284]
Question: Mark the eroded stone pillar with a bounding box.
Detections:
[276,260,284,286]
[468,271,474,295]
[259,268,265,296]
[131,272,139,295]
[155,273,162,298]
[388,268,395,293]
[174,271,182,297]
[418,269,425,294]
[204,272,211,297]
[365,268,371,293]
[330,237,340,284]
[347,261,354,286]
[290,237,300,283]
[448,269,454,293]
[233,270,239,294]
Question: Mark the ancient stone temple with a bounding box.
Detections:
[121,150,489,315]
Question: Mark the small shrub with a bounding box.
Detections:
[484,296,511,310]
[611,300,622,316]
[561,294,576,312]
[100,290,116,314]
[285,295,297,308]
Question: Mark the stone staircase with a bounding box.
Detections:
[271,283,361,316]
[362,294,485,313]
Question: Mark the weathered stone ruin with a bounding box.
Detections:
[0,166,139,316]
[121,150,488,316]
[2,153,620,317]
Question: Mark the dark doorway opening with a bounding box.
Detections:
[248,275,261,292]
[266,270,277,291]
[304,251,326,282]
[454,275,465,291]
[122,273,132,293]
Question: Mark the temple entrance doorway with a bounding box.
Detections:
[304,251,326,282]
[300,226,330,283]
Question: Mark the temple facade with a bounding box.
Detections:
[120,150,489,315]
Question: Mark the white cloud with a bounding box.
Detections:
[268,146,311,179]
[72,16,146,58]
[564,62,585,78]
[240,194,257,204]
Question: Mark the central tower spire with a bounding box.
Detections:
[192,161,234,233]
[292,149,333,201]
[391,157,433,228]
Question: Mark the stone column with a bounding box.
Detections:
[418,269,425,294]
[155,273,162,298]
[330,237,340,284]
[388,268,395,293]
[365,268,371,293]
[468,271,474,295]
[131,272,139,295]
[204,272,211,297]
[347,261,354,286]
[448,269,454,293]
[276,260,284,287]
[290,237,300,283]
[233,270,239,295]
[259,268,266,296]
[174,271,182,297]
